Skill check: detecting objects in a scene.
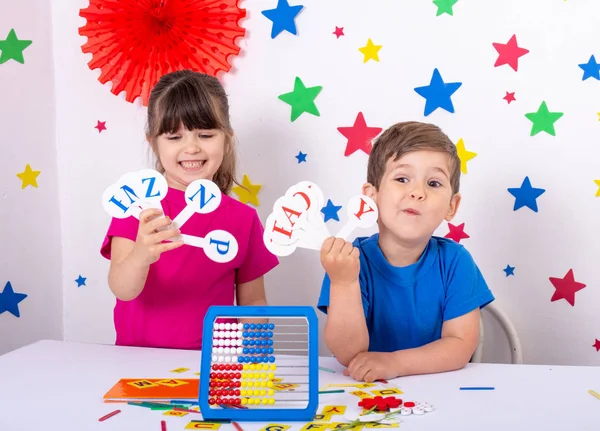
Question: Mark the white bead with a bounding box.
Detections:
[212,355,218,362]
[218,356,224,362]
[412,408,425,415]
[237,323,244,330]
[225,356,231,363]
[237,347,243,354]
[212,347,218,354]
[400,408,412,416]
[225,347,231,354]
[217,347,223,354]
[226,323,232,330]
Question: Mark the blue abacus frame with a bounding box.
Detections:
[199,305,319,422]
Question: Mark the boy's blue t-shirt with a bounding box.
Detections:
[317,234,495,352]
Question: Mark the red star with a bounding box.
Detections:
[444,222,470,243]
[95,121,107,133]
[337,112,382,157]
[333,26,344,38]
[503,91,516,104]
[549,269,586,306]
[593,339,600,352]
[492,34,529,71]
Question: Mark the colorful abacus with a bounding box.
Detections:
[199,306,319,421]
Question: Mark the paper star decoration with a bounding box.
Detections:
[337,112,383,157]
[321,199,342,222]
[414,68,462,116]
[455,138,477,174]
[549,269,586,307]
[0,29,32,64]
[75,275,87,287]
[579,55,600,80]
[444,222,469,243]
[95,121,107,133]
[492,34,529,72]
[504,91,516,104]
[503,265,515,276]
[525,101,563,136]
[593,339,600,352]
[0,281,27,318]
[261,0,304,38]
[232,174,262,206]
[295,151,307,163]
[433,0,459,16]
[333,26,344,38]
[16,164,41,189]
[594,180,600,197]
[508,177,546,212]
[278,77,322,122]
[359,39,382,63]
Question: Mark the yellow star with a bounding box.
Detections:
[358,38,382,63]
[455,138,477,174]
[16,164,41,189]
[232,174,262,206]
[594,180,600,197]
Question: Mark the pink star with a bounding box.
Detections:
[503,91,516,104]
[549,269,586,307]
[593,339,600,352]
[95,121,107,133]
[333,26,344,38]
[337,112,382,157]
[492,34,529,71]
[444,222,470,243]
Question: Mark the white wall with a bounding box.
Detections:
[0,0,63,355]
[46,0,600,365]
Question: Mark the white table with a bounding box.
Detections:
[1,340,599,430]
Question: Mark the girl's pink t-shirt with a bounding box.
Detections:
[100,187,279,350]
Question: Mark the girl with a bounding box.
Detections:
[100,70,279,350]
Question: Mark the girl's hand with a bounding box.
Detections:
[131,208,184,266]
[320,237,360,286]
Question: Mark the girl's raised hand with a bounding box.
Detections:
[132,208,184,266]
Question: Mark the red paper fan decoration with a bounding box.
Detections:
[78,0,246,106]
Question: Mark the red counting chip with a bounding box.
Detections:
[404,401,416,408]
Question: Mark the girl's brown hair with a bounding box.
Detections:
[146,70,238,195]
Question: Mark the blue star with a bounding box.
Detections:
[261,0,304,39]
[503,265,515,277]
[75,275,87,287]
[0,281,27,318]
[507,176,546,212]
[321,199,342,222]
[578,55,600,80]
[414,68,462,116]
[295,151,307,163]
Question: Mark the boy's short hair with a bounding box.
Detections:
[367,121,461,194]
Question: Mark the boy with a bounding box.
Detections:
[317,121,494,382]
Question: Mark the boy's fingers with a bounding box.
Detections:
[140,208,162,224]
[145,215,173,233]
[152,228,182,243]
[320,237,336,260]
[159,240,184,253]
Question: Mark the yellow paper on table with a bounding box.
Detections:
[300,423,330,431]
[164,410,188,417]
[313,413,333,422]
[370,388,403,396]
[350,390,371,399]
[185,423,222,430]
[171,367,190,373]
[259,425,291,431]
[322,406,347,415]
[329,423,364,431]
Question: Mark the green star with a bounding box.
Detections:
[0,29,32,64]
[525,101,564,136]
[278,77,322,122]
[433,0,459,16]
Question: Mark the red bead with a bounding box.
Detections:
[218,364,225,371]
[235,390,241,396]
[404,401,416,408]
[216,373,223,379]
[225,364,232,370]
[215,390,222,396]
[235,372,241,379]
[235,398,241,405]
[235,381,241,388]
[212,364,218,371]
[237,364,243,370]
[215,397,222,404]
[209,390,216,396]
[228,390,234,396]
[210,372,217,379]
[209,398,216,405]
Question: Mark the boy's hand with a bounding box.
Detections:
[343,352,399,382]
[320,237,360,285]
[132,208,184,266]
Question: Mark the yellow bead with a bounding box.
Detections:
[269,398,275,405]
[262,364,269,371]
[246,399,253,405]
[260,390,267,396]
[268,389,274,396]
[248,382,254,388]
[270,364,277,371]
[262,398,268,405]
[241,398,248,405]
[254,372,261,379]
[240,390,247,396]
[268,372,275,379]
[243,365,249,370]
[241,372,247,379]
[241,381,247,387]
[261,373,267,379]
[260,381,266,387]
[267,381,273,388]
[249,365,255,371]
